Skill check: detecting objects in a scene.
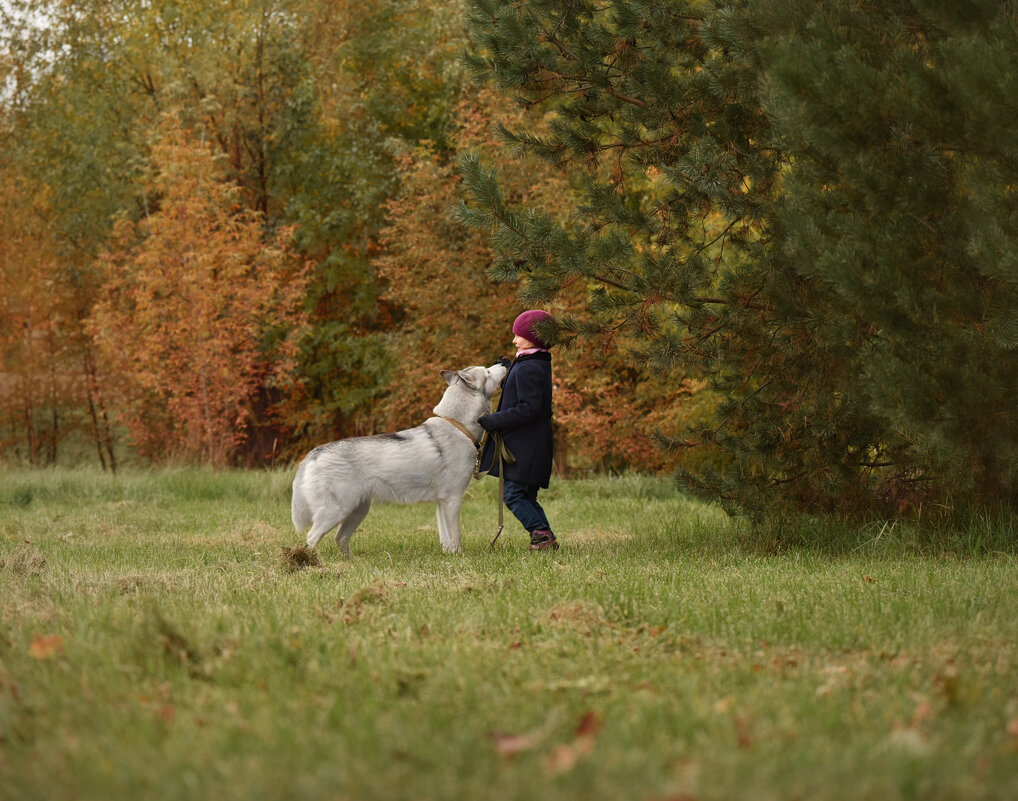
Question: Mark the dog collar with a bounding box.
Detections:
[439,416,481,446]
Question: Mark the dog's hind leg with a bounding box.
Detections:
[305,512,340,548]
[335,498,371,559]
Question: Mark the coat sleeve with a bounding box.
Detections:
[479,365,545,431]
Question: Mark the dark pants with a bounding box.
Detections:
[502,479,551,534]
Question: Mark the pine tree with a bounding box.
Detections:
[757,0,1018,512]
[461,0,1018,518]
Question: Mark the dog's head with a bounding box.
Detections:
[441,363,508,400]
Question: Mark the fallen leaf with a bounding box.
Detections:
[734,715,753,749]
[575,710,602,739]
[544,743,582,775]
[910,697,933,727]
[544,711,602,776]
[28,634,64,660]
[490,730,538,759]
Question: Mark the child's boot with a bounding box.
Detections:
[529,529,559,550]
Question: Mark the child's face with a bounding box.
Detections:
[513,333,537,350]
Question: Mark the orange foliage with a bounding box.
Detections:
[375,145,517,430]
[0,168,89,464]
[89,116,309,466]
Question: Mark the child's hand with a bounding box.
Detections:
[478,415,496,431]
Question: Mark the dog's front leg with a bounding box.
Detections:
[436,498,462,553]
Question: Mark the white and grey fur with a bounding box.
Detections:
[291,363,507,556]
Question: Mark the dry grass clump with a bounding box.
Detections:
[340,581,390,623]
[280,544,322,573]
[1,541,46,576]
[542,601,608,635]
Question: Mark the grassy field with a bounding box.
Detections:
[1,467,1016,800]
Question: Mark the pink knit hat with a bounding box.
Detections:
[512,310,556,349]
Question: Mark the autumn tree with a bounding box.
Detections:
[2,0,460,456]
[2,0,715,471]
[90,117,309,466]
[279,0,478,442]
[0,166,62,464]
[1,0,142,467]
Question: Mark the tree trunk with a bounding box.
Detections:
[83,344,117,473]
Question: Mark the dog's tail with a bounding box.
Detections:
[290,464,313,532]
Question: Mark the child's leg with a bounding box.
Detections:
[502,480,551,533]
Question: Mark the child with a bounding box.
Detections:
[478,310,559,550]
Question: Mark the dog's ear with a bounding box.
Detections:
[442,368,484,389]
[459,369,486,390]
[441,368,484,389]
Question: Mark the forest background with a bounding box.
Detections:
[2,0,1017,524]
[0,0,695,477]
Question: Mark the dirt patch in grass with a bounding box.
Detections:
[281,545,322,573]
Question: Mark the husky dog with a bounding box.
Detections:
[291,363,508,556]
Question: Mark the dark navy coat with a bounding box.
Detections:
[477,352,554,488]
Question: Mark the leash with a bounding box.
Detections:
[473,429,515,549]
[437,410,515,549]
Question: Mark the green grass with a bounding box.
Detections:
[1,467,1016,800]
